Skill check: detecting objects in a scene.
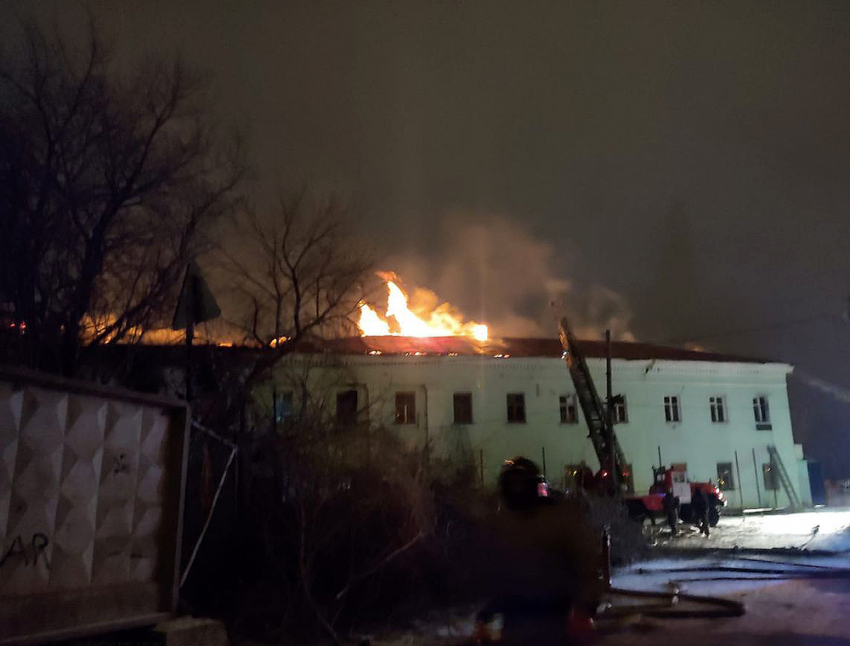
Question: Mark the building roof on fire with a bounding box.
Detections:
[306,336,772,364]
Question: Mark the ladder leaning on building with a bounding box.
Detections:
[768,445,801,509]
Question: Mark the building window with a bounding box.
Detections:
[612,395,628,424]
[710,396,726,423]
[337,390,358,426]
[717,462,735,490]
[754,396,772,430]
[506,393,526,423]
[395,391,416,424]
[663,396,680,423]
[274,390,293,423]
[453,392,473,425]
[763,462,779,491]
[559,394,578,424]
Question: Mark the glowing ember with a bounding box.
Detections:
[358,279,488,341]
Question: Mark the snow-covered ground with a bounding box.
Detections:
[363,509,850,645]
[655,507,850,551]
[603,509,850,644]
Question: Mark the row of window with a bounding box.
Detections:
[313,389,773,428]
[397,392,476,425]
[279,388,781,495]
[717,461,779,492]
[561,393,771,429]
[662,395,771,429]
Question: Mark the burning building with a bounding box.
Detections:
[268,279,813,510]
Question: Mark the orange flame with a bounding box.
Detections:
[358,279,488,341]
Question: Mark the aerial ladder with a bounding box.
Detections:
[558,316,726,527]
[558,317,628,491]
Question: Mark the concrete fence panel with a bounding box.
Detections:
[0,368,189,645]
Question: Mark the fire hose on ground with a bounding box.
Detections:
[597,533,850,623]
[595,528,746,622]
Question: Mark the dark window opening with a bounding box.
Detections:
[664,396,680,423]
[763,463,779,491]
[754,396,772,430]
[612,395,628,424]
[710,396,726,423]
[274,390,293,424]
[559,394,578,424]
[717,462,735,490]
[453,392,473,424]
[507,393,526,423]
[337,390,358,426]
[395,391,416,424]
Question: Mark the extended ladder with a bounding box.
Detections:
[767,445,801,509]
[558,317,627,478]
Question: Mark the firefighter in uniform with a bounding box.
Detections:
[692,488,710,537]
[474,457,601,644]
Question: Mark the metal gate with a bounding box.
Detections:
[0,368,189,645]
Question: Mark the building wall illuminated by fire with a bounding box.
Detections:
[277,336,811,510]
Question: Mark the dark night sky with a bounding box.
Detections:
[5,1,850,475]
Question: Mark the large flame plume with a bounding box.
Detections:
[358,277,488,341]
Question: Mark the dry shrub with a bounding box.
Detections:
[232,422,437,644]
[584,495,650,566]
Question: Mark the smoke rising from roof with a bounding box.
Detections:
[387,215,634,341]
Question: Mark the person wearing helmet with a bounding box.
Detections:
[474,457,602,644]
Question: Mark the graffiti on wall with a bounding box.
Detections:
[0,533,50,570]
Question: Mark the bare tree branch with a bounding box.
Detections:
[0,17,245,374]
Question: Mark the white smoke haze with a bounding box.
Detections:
[386,214,635,341]
[795,370,850,405]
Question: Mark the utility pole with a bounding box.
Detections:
[606,329,619,495]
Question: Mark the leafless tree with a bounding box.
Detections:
[0,19,244,375]
[246,361,433,644]
[217,189,375,349]
[179,189,378,454]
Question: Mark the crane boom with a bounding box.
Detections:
[558,317,627,485]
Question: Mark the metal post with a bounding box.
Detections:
[752,448,762,508]
[185,321,194,403]
[734,450,744,511]
[421,384,430,466]
[601,527,612,590]
[769,450,779,508]
[542,446,547,478]
[605,330,619,495]
[479,449,484,486]
[658,445,663,469]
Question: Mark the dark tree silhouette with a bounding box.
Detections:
[0,19,244,374]
[217,189,375,349]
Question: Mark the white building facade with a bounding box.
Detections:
[276,337,811,510]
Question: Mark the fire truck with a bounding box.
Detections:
[557,316,725,530]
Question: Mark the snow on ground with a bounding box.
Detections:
[614,552,850,598]
[606,509,850,643]
[364,509,850,645]
[655,507,850,551]
[597,578,850,645]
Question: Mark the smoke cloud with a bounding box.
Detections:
[386,215,635,341]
